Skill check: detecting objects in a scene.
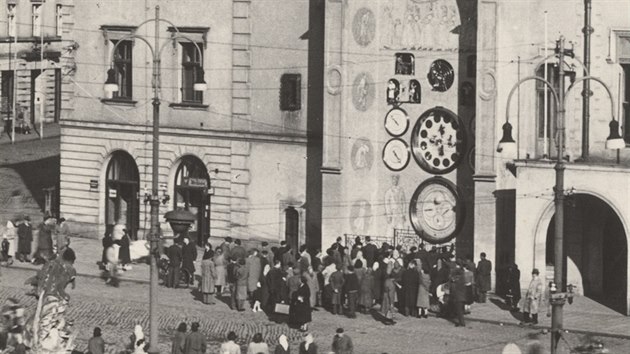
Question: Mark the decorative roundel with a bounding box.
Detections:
[384,108,409,137]
[350,138,374,171]
[427,59,455,92]
[382,138,411,172]
[352,72,375,112]
[352,8,376,47]
[409,177,464,244]
[410,107,467,175]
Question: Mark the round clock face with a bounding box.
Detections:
[384,108,409,137]
[410,107,467,175]
[382,138,410,171]
[409,177,463,244]
[428,59,455,92]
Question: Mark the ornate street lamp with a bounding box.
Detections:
[102,6,205,353]
[499,36,622,354]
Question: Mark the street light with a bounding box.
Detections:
[499,36,622,354]
[102,6,205,353]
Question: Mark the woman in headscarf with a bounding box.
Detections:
[129,325,144,352]
[274,334,290,354]
[298,333,317,354]
[289,276,312,332]
[200,249,216,304]
[213,247,227,295]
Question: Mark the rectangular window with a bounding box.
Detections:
[112,40,133,100]
[181,42,203,103]
[622,64,630,143]
[56,4,63,37]
[536,64,559,138]
[280,74,301,111]
[32,4,42,37]
[7,4,16,38]
[1,71,14,119]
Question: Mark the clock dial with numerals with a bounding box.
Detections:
[382,138,410,171]
[427,59,455,92]
[409,177,463,244]
[410,107,467,175]
[384,108,409,137]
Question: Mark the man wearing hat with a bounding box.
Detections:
[331,328,353,354]
[521,268,543,325]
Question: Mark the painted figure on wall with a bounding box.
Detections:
[351,138,374,171]
[384,175,407,236]
[409,80,421,103]
[387,79,400,104]
[352,72,374,112]
[351,200,372,234]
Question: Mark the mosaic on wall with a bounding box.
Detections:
[381,0,460,51]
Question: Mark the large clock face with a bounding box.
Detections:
[410,107,467,175]
[409,177,463,244]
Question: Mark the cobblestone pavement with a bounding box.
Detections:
[2,267,630,353]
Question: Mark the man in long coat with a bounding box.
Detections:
[246,249,262,300]
[362,237,378,268]
[17,217,33,262]
[476,252,492,303]
[266,259,288,307]
[450,267,467,327]
[167,241,182,288]
[181,236,197,286]
[401,260,420,317]
[521,268,543,325]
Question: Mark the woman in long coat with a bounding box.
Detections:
[236,258,249,311]
[303,266,319,308]
[416,266,431,318]
[289,276,312,331]
[381,261,396,323]
[358,265,374,313]
[200,251,216,304]
[213,248,227,294]
[371,261,383,305]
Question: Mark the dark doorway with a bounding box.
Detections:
[174,155,210,247]
[545,194,628,314]
[54,69,61,123]
[285,206,299,256]
[30,69,41,127]
[105,151,140,240]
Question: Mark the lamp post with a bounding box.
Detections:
[498,36,623,354]
[103,6,206,353]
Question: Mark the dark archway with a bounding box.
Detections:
[105,151,139,240]
[546,194,627,314]
[174,155,210,247]
[285,206,299,256]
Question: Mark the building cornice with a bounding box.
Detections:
[513,159,630,173]
[60,119,307,145]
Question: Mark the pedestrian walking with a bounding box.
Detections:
[101,229,113,268]
[247,332,269,354]
[87,327,105,354]
[105,240,121,286]
[34,216,55,264]
[331,328,353,354]
[476,252,492,303]
[506,263,521,312]
[167,241,183,288]
[401,260,420,317]
[450,267,467,327]
[172,322,187,354]
[200,251,216,305]
[184,322,206,354]
[220,331,240,354]
[298,333,317,354]
[55,217,70,256]
[274,334,290,354]
[246,249,262,301]
[16,217,32,262]
[182,236,197,286]
[236,257,249,311]
[119,227,132,270]
[214,247,227,295]
[520,268,543,325]
[289,276,312,331]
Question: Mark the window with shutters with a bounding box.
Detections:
[280,74,301,111]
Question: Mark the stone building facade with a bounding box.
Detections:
[59,0,308,247]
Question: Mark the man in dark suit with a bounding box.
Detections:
[181,236,197,286]
[184,322,206,354]
[362,236,378,268]
[230,239,247,261]
[476,252,492,303]
[167,241,182,288]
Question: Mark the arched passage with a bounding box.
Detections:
[545,194,628,314]
[105,150,140,239]
[173,155,210,247]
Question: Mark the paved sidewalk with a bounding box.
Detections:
[6,235,630,340]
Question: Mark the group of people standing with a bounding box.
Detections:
[101,223,134,286]
[2,215,71,266]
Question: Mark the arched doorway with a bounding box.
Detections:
[545,194,628,314]
[105,151,139,239]
[174,155,210,247]
[285,206,299,255]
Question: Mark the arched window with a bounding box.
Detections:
[174,156,210,246]
[105,151,139,239]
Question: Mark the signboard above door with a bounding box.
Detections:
[183,177,208,188]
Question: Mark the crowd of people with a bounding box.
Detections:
[2,215,71,267]
[164,235,495,330]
